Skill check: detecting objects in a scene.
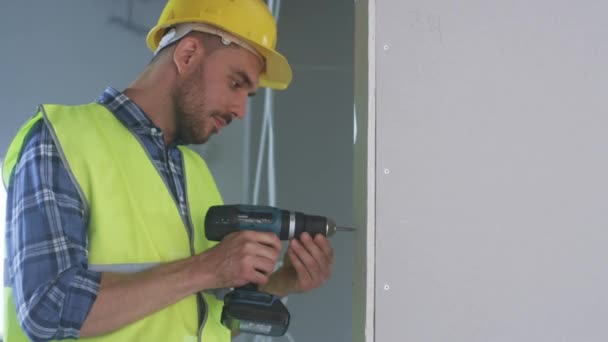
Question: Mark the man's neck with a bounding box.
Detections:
[124,68,177,146]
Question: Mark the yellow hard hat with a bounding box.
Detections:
[147,0,292,90]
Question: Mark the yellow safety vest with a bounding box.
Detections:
[2,103,230,341]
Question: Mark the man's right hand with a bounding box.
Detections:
[193,231,283,289]
[80,231,281,337]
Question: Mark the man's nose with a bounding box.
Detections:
[232,94,249,120]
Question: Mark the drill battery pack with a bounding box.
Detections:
[221,287,291,336]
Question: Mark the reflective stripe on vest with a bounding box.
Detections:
[2,103,229,342]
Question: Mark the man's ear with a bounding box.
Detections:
[173,36,205,75]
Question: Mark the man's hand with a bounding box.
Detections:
[262,232,334,297]
[194,231,283,289]
[80,231,281,337]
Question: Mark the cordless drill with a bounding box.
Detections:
[204,204,353,336]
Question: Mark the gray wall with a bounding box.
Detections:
[372,0,608,341]
[0,1,353,341]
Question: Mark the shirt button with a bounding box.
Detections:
[151,128,158,134]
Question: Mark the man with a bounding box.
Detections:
[2,0,334,340]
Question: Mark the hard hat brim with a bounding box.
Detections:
[254,44,293,91]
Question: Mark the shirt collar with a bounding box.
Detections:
[96,86,160,133]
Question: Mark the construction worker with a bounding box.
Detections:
[2,0,334,340]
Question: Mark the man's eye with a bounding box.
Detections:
[231,80,241,89]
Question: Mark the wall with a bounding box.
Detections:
[372,0,608,341]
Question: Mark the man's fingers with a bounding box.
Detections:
[240,240,280,262]
[287,245,312,282]
[253,255,277,276]
[298,233,327,272]
[314,234,334,260]
[210,231,284,288]
[314,234,335,275]
[246,231,282,251]
[289,237,320,279]
[250,270,270,286]
[231,231,282,261]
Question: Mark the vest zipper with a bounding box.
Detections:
[159,146,207,339]
[179,152,209,342]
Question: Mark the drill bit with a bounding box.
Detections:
[325,218,357,236]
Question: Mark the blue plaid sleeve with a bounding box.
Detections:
[5,120,101,341]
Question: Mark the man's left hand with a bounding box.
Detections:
[262,232,334,297]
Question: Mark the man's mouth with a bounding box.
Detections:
[212,114,233,132]
[212,115,226,131]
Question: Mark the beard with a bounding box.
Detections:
[173,65,216,145]
[174,104,219,145]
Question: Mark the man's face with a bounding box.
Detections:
[173,42,262,145]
